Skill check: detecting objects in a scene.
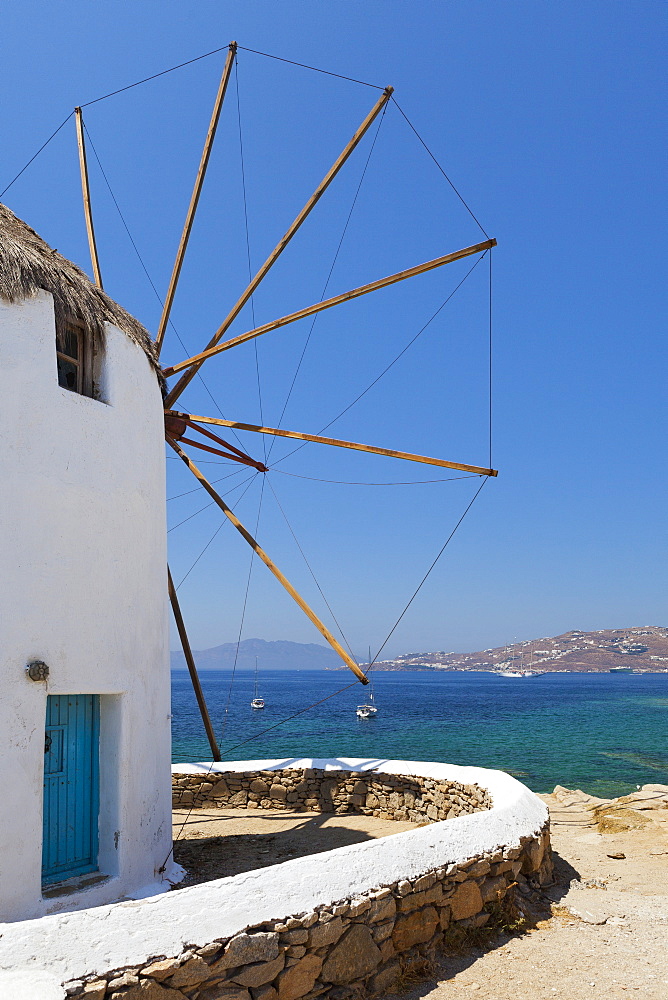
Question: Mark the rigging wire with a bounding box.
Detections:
[167,466,247,502]
[174,472,260,589]
[80,45,232,107]
[272,470,481,487]
[0,111,73,199]
[169,501,215,533]
[369,477,488,668]
[237,45,384,91]
[169,474,489,870]
[81,43,383,113]
[84,121,164,298]
[220,678,360,757]
[167,468,490,863]
[220,475,266,743]
[266,477,356,661]
[166,673,360,865]
[168,471,257,533]
[166,454,247,465]
[265,101,388,465]
[390,99,490,240]
[176,521,226,590]
[489,248,493,468]
[210,478,488,744]
[83,122,248,453]
[216,478,490,746]
[271,250,489,468]
[234,59,267,464]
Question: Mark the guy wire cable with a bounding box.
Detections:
[235,57,267,464]
[272,251,489,468]
[266,100,388,464]
[83,119,248,453]
[219,475,266,744]
[174,471,260,589]
[167,473,490,866]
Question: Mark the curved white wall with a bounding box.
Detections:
[0,756,548,995]
[0,291,174,921]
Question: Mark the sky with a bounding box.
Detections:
[1,1,666,660]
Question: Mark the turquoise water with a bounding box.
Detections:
[171,669,668,798]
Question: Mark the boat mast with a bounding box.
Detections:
[368,646,374,703]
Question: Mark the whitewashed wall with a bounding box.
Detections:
[0,290,175,921]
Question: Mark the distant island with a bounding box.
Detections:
[360,625,668,674]
[172,627,668,674]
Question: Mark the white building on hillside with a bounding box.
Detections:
[0,203,177,921]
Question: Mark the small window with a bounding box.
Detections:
[56,320,95,397]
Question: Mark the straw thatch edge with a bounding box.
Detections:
[0,203,162,384]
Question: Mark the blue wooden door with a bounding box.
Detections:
[42,694,100,885]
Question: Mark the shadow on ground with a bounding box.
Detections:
[543,849,581,901]
[173,811,376,886]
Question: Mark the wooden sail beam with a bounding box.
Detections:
[167,566,222,762]
[162,239,496,378]
[74,107,103,289]
[167,437,369,685]
[155,42,237,356]
[168,411,498,477]
[165,411,268,470]
[163,86,394,406]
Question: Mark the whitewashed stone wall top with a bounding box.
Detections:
[0,758,547,998]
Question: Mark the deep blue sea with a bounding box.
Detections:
[171,669,668,798]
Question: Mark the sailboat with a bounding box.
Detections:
[498,643,536,677]
[357,651,379,718]
[250,657,265,710]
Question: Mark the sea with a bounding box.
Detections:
[171,669,668,799]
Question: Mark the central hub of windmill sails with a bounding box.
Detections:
[164,411,267,472]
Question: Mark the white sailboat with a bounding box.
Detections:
[497,644,536,677]
[250,657,265,710]
[356,650,379,718]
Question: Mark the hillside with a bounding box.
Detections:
[373,626,668,673]
[171,627,668,674]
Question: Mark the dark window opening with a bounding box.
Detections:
[56,320,96,397]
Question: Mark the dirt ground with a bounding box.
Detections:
[172,807,417,886]
[391,788,668,1000]
[173,789,668,999]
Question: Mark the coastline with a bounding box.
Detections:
[171,670,668,799]
[326,665,668,674]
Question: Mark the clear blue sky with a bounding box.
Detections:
[2,2,666,658]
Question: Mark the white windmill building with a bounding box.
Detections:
[0,49,499,926]
[0,203,178,921]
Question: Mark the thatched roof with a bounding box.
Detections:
[0,202,161,379]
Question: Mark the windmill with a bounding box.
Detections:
[75,42,497,760]
[0,41,496,918]
[72,41,496,760]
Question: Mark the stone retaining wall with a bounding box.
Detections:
[63,824,552,1000]
[172,768,492,824]
[0,759,551,999]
